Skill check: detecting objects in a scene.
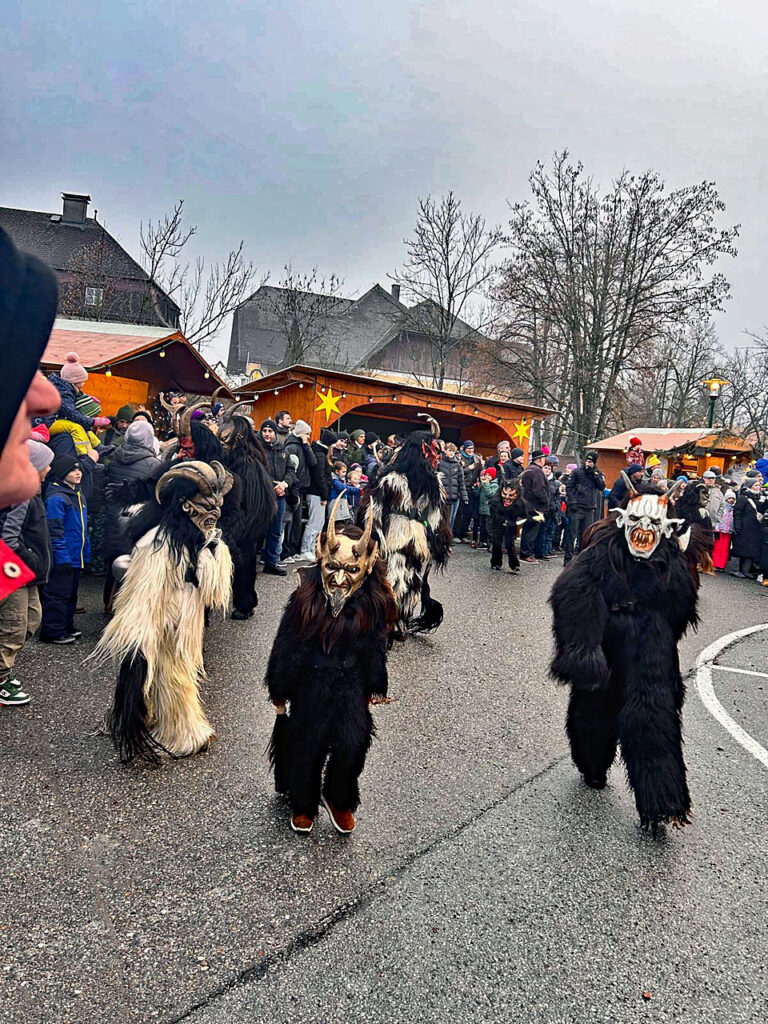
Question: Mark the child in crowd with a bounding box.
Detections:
[712,488,736,572]
[475,466,498,549]
[40,455,90,645]
[0,440,54,704]
[329,461,352,523]
[345,464,364,519]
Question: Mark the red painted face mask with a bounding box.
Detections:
[422,440,441,469]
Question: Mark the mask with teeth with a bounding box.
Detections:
[614,472,687,559]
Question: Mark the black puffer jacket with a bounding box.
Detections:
[262,438,294,488]
[567,464,605,510]
[308,430,336,500]
[0,495,51,585]
[283,435,317,491]
[439,454,469,503]
[44,374,98,432]
[103,443,163,560]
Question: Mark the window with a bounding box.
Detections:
[85,286,104,307]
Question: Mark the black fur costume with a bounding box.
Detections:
[359,416,451,638]
[673,479,715,574]
[489,484,525,571]
[189,416,276,618]
[549,484,700,829]
[265,529,397,824]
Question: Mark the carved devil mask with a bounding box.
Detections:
[316,493,378,617]
[155,460,233,539]
[614,472,687,559]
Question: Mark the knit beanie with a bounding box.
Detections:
[116,404,134,422]
[125,420,155,450]
[629,436,643,448]
[626,463,644,477]
[50,454,78,480]
[566,463,577,472]
[510,447,524,459]
[293,419,311,436]
[364,431,379,446]
[482,466,497,479]
[60,351,88,384]
[74,392,101,417]
[26,438,54,473]
[724,489,736,501]
[132,408,154,426]
[337,430,350,442]
[260,418,278,432]
[461,440,475,450]
[350,428,365,443]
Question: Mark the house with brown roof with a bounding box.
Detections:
[0,193,180,328]
[591,427,755,484]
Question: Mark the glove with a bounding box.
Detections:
[533,512,545,523]
[93,416,111,429]
[272,700,287,715]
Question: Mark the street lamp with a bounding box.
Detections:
[703,377,729,429]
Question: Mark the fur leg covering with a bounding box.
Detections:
[323,702,374,812]
[407,574,443,634]
[566,684,621,786]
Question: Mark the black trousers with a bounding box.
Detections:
[520,519,541,558]
[570,508,596,553]
[40,567,81,640]
[490,523,520,569]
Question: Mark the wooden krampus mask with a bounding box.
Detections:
[315,494,378,617]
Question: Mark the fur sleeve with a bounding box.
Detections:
[197,537,233,613]
[549,550,610,690]
[364,627,389,699]
[264,597,304,703]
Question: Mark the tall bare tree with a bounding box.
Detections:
[718,333,768,450]
[140,198,259,350]
[270,265,349,368]
[391,192,500,390]
[499,153,739,451]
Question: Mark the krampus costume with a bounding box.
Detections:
[549,474,699,829]
[265,497,397,834]
[673,478,715,574]
[489,479,525,572]
[92,461,233,763]
[360,413,451,639]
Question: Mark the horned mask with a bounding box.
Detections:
[315,493,378,617]
[615,472,689,559]
[417,412,442,469]
[155,460,233,539]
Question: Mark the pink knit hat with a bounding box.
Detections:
[60,351,88,385]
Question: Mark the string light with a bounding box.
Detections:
[392,395,397,401]
[299,383,304,389]
[321,385,326,393]
[427,402,431,408]
[451,404,456,411]
[342,392,347,398]
[473,408,479,415]
[497,418,502,424]
[204,371,210,379]
[159,348,166,358]
[368,396,373,403]
[105,367,112,377]
[274,389,279,395]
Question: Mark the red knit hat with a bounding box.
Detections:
[30,423,50,443]
[629,436,642,448]
[482,466,497,479]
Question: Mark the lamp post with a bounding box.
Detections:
[703,378,729,429]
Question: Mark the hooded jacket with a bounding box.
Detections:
[44,478,90,568]
[567,462,605,511]
[438,453,469,503]
[44,374,97,432]
[283,433,317,491]
[0,494,52,585]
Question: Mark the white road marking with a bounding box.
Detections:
[695,624,768,770]
[710,665,768,680]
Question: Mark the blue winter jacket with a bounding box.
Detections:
[44,480,90,568]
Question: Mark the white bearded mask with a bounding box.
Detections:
[615,473,689,559]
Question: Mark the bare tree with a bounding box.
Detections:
[500,152,739,452]
[270,265,350,368]
[391,192,500,390]
[719,333,768,450]
[59,223,124,322]
[140,198,259,349]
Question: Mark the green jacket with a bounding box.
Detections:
[476,480,499,516]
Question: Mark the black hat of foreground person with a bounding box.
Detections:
[0,228,59,454]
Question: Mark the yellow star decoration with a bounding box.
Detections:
[315,386,342,422]
[511,419,531,445]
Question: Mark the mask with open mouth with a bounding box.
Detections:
[614,472,687,559]
[316,492,378,617]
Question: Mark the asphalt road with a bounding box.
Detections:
[1,547,766,1024]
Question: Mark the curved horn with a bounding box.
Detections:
[417,412,440,439]
[357,501,374,554]
[158,392,176,415]
[620,469,639,499]
[327,488,346,548]
[210,386,227,407]
[155,461,218,503]
[178,399,211,437]
[210,460,234,496]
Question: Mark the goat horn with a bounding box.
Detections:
[158,392,177,415]
[356,501,374,555]
[417,412,440,439]
[155,460,218,503]
[178,399,211,437]
[620,470,639,499]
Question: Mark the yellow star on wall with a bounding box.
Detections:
[315,386,342,422]
[511,419,531,444]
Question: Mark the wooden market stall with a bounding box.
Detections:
[590,427,756,485]
[234,364,553,458]
[40,318,231,415]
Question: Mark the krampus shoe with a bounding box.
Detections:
[584,773,607,790]
[321,795,356,834]
[290,814,314,834]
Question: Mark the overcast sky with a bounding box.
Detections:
[3,0,767,365]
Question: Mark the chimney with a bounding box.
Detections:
[61,193,91,224]
[391,284,401,302]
